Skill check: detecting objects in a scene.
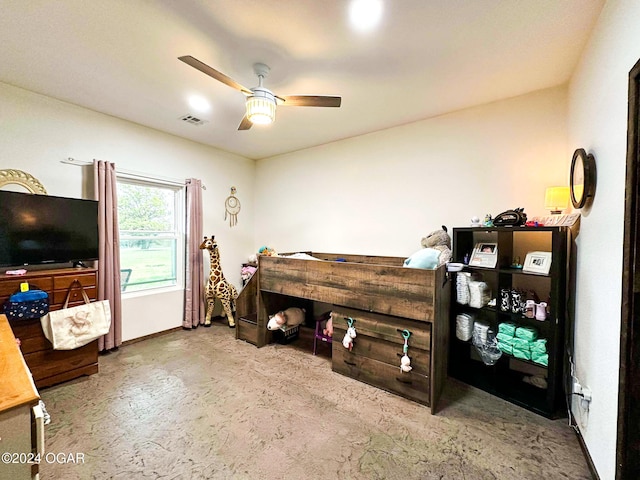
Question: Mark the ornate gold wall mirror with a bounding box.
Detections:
[0,169,47,194]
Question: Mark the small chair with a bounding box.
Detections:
[313,311,333,355]
[120,268,132,292]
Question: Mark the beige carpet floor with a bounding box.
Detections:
[38,322,592,480]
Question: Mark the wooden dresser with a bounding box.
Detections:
[0,314,41,479]
[331,306,437,410]
[0,268,99,388]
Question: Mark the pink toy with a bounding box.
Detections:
[323,315,333,337]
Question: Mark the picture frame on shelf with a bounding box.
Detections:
[523,251,552,275]
[469,242,498,268]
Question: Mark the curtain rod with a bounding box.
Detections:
[61,157,206,189]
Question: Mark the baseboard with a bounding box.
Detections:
[119,317,230,348]
[569,411,600,480]
[120,326,183,347]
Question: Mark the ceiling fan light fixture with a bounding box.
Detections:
[246,88,276,125]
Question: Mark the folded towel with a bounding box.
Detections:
[512,338,531,351]
[498,342,513,355]
[532,351,549,366]
[512,347,532,361]
[498,322,517,336]
[515,326,538,341]
[531,339,547,354]
[496,332,514,345]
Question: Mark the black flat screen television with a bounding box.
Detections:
[0,190,99,268]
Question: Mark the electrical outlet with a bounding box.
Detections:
[573,380,582,395]
[571,378,590,429]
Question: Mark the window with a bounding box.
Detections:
[117,177,184,293]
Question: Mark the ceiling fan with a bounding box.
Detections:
[178,55,342,130]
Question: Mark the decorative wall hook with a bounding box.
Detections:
[224,186,241,227]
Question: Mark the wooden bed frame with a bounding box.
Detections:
[236,252,450,413]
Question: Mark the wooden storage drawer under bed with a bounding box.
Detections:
[331,307,433,407]
[332,346,431,405]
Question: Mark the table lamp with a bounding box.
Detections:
[544,186,570,214]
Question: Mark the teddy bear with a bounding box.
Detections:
[404,225,452,269]
[420,225,452,267]
[267,307,306,330]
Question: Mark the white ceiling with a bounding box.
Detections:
[0,0,604,160]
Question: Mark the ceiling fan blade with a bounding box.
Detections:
[279,95,341,107]
[178,55,253,95]
[238,116,253,130]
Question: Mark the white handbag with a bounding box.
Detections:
[41,281,111,350]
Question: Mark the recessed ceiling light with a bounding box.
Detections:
[349,0,383,32]
[188,95,210,113]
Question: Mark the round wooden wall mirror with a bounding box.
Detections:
[570,148,596,209]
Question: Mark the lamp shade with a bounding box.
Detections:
[246,88,276,125]
[544,186,570,214]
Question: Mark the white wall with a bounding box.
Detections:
[0,82,255,341]
[255,86,568,258]
[567,0,640,478]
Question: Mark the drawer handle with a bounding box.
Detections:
[343,360,357,366]
[396,377,413,385]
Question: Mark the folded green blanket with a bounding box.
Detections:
[496,332,514,345]
[512,337,531,351]
[532,351,549,366]
[515,326,538,341]
[498,323,517,336]
[498,342,513,355]
[531,339,547,354]
[512,347,531,361]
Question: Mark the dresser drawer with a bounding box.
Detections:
[332,346,430,405]
[24,341,98,381]
[9,318,45,341]
[334,327,430,376]
[52,286,97,305]
[332,307,431,351]
[0,277,54,302]
[52,272,97,290]
[11,317,51,353]
[18,333,51,354]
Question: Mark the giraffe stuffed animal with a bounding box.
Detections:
[199,236,238,328]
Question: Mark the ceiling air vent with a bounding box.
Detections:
[179,114,208,126]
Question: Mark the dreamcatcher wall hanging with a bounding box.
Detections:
[224,186,241,227]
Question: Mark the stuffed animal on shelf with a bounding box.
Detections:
[258,246,277,257]
[403,248,440,269]
[420,225,452,267]
[404,225,453,269]
[267,307,306,330]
